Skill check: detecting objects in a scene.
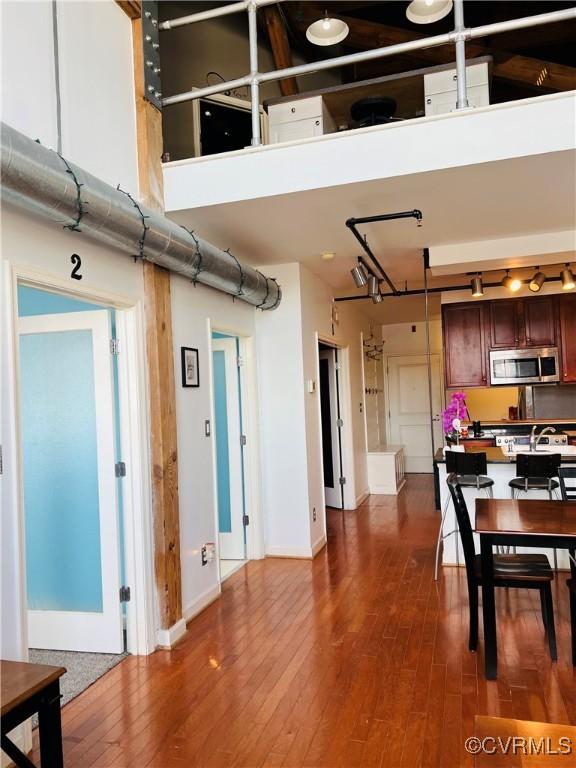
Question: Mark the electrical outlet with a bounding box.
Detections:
[201,546,208,566]
[313,507,317,522]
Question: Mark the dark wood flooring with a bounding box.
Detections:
[33,475,576,767]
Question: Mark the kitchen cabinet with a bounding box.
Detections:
[559,293,576,382]
[267,96,336,144]
[523,297,556,347]
[489,300,519,349]
[442,303,488,387]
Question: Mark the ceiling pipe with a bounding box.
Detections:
[0,123,281,310]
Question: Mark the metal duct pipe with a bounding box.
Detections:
[0,122,281,310]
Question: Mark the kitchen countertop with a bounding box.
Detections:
[462,419,576,426]
[434,446,576,464]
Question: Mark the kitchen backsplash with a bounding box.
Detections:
[533,384,576,419]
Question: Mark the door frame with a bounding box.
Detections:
[7,264,156,658]
[208,321,264,583]
[316,334,356,511]
[383,352,445,471]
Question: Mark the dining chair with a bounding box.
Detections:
[434,451,494,580]
[568,579,576,666]
[447,474,557,660]
[559,467,576,665]
[559,467,576,502]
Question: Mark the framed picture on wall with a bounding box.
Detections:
[181,347,200,388]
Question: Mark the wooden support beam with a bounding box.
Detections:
[116,0,141,21]
[130,15,183,633]
[264,6,299,97]
[296,9,576,93]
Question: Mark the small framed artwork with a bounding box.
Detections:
[181,347,200,388]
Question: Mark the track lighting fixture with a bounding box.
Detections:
[470,274,483,297]
[367,275,379,297]
[371,292,383,304]
[529,268,546,293]
[561,263,575,290]
[502,270,522,292]
[350,262,369,288]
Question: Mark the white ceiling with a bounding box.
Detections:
[168,150,575,296]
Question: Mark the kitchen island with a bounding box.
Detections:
[435,446,576,569]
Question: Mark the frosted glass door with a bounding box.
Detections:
[19,311,123,652]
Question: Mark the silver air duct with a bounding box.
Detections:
[0,122,281,310]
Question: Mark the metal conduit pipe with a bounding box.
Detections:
[0,123,281,310]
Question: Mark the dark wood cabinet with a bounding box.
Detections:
[490,301,519,349]
[523,297,556,347]
[442,303,488,388]
[559,294,576,382]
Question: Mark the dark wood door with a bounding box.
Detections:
[489,301,519,349]
[559,293,576,382]
[523,297,556,347]
[443,303,488,387]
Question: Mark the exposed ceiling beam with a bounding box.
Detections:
[115,0,141,20]
[295,9,576,93]
[264,6,299,96]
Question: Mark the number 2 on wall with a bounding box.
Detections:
[70,254,82,281]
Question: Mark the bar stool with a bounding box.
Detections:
[559,467,576,662]
[509,453,561,568]
[434,451,494,580]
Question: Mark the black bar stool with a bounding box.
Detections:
[434,451,494,580]
[509,453,561,568]
[559,467,576,663]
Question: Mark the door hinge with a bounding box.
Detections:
[237,356,244,368]
[336,418,344,428]
[119,586,131,602]
[110,339,120,355]
[243,514,250,526]
[240,435,247,446]
[339,477,346,485]
[115,461,126,478]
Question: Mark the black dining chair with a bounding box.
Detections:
[447,474,557,660]
[559,467,576,665]
[434,451,494,580]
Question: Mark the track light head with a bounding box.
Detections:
[529,269,546,293]
[367,275,379,297]
[502,270,522,292]
[561,264,575,290]
[371,291,383,304]
[470,274,483,297]
[350,262,368,288]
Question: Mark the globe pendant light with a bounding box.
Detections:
[406,0,453,24]
[306,12,349,46]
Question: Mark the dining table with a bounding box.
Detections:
[475,498,576,680]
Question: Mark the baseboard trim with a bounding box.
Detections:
[266,546,314,559]
[156,618,187,649]
[182,583,221,624]
[311,535,327,557]
[355,489,370,507]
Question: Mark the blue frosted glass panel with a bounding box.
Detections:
[21,330,103,613]
[213,351,232,533]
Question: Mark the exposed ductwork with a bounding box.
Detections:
[0,122,281,310]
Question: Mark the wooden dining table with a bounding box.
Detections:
[475,498,576,680]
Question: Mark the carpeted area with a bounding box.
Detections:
[29,648,128,725]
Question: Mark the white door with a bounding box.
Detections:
[212,338,245,560]
[387,354,443,474]
[19,310,123,652]
[319,347,344,509]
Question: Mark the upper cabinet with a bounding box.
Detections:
[489,300,519,348]
[559,294,576,382]
[442,303,488,388]
[488,297,556,350]
[523,297,556,347]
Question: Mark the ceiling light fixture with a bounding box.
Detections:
[529,268,546,293]
[561,263,575,290]
[351,262,369,288]
[367,275,379,297]
[306,12,349,46]
[321,251,335,261]
[502,270,522,292]
[406,0,453,25]
[372,292,383,304]
[471,274,484,297]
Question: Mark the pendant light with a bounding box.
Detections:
[367,275,379,297]
[502,270,522,292]
[561,263,575,290]
[529,268,546,292]
[470,274,484,297]
[350,262,369,288]
[306,12,349,46]
[406,0,453,25]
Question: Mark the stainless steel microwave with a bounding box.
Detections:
[489,347,560,385]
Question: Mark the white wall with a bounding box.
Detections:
[170,274,257,619]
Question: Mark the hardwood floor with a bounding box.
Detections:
[33,475,576,767]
